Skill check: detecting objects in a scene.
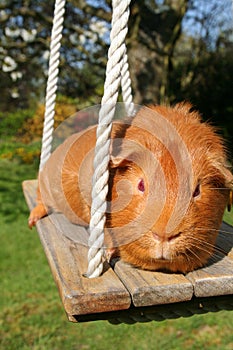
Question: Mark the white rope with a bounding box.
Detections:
[38,0,132,278]
[85,0,132,278]
[39,0,66,171]
[121,51,134,116]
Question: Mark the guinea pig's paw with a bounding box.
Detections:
[104,247,120,263]
[28,215,39,229]
[28,204,47,229]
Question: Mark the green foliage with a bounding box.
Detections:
[169,36,233,156]
[17,99,78,144]
[0,142,41,165]
[0,95,91,165]
[0,109,41,165]
[0,158,233,349]
[0,109,35,138]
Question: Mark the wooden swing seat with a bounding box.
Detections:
[23,179,233,323]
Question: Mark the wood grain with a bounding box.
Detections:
[22,179,233,321]
[113,260,193,307]
[22,180,131,321]
[186,222,233,298]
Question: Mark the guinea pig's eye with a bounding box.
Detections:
[193,183,201,198]
[138,179,145,193]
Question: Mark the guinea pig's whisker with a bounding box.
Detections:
[188,240,228,266]
[190,227,221,234]
[188,245,224,266]
[187,246,221,266]
[190,242,214,257]
[194,227,233,235]
[209,187,231,190]
[188,236,227,259]
[188,235,219,251]
[208,250,233,264]
[185,247,203,264]
[207,253,226,265]
[219,230,233,235]
[184,250,194,265]
[187,227,233,255]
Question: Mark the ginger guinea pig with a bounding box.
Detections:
[29,103,233,273]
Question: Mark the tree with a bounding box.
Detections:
[0,0,232,119]
[0,0,189,110]
[168,0,233,152]
[127,0,188,104]
[0,1,54,110]
[0,0,110,111]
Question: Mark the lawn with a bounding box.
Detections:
[0,158,233,350]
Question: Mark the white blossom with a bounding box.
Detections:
[86,30,97,43]
[42,50,50,61]
[69,33,78,45]
[2,56,17,72]
[10,71,23,81]
[90,20,108,36]
[21,28,37,42]
[0,47,6,54]
[11,89,19,98]
[79,34,86,44]
[5,27,21,37]
[0,10,8,21]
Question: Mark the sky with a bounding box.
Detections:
[182,0,233,46]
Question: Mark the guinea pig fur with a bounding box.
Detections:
[29,102,233,273]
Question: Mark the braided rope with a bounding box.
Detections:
[85,0,132,278]
[39,0,66,171]
[121,51,134,116]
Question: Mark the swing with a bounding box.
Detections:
[23,0,233,323]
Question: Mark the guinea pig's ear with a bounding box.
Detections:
[109,154,133,170]
[221,166,233,188]
[109,137,134,170]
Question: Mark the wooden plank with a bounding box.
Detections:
[113,260,193,307]
[74,294,233,323]
[220,222,233,260]
[113,221,233,307]
[22,180,131,321]
[186,222,233,298]
[22,179,233,319]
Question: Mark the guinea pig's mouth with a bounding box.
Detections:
[146,261,176,274]
[155,257,169,261]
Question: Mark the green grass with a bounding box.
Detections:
[0,158,233,350]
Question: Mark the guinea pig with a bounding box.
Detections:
[28,102,233,273]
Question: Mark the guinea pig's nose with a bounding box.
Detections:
[152,232,164,242]
[153,232,181,242]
